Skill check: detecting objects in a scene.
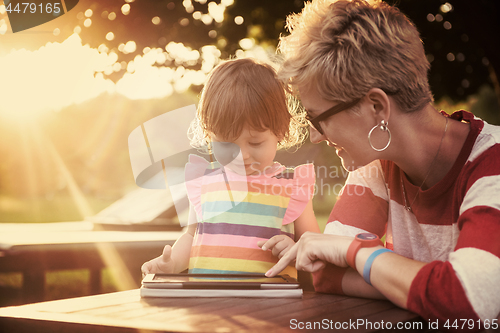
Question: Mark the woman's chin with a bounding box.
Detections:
[339,155,363,172]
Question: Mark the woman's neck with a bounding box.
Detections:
[390,106,470,189]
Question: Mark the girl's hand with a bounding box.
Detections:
[257,235,295,259]
[141,245,176,277]
[265,232,353,277]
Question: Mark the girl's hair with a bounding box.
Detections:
[278,0,433,113]
[189,58,307,150]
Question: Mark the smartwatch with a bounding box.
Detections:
[346,233,383,269]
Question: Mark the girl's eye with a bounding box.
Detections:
[249,142,263,147]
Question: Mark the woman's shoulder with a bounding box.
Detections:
[468,120,500,163]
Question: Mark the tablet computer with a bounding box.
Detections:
[141,273,300,290]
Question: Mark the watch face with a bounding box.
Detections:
[357,233,378,241]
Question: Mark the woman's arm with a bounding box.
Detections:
[354,245,426,307]
[266,232,424,308]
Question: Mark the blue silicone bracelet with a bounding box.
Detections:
[363,248,393,286]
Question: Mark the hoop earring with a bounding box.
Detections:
[368,120,391,152]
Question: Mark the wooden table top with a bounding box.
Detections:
[0,289,424,333]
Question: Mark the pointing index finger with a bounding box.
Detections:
[265,242,299,277]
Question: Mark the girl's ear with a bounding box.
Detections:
[366,88,391,123]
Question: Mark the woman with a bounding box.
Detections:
[261,0,500,329]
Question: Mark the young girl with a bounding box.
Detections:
[141,58,319,277]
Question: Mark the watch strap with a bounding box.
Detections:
[363,248,393,285]
[346,234,383,269]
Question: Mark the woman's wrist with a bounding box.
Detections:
[354,246,385,278]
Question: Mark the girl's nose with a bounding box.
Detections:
[240,148,250,160]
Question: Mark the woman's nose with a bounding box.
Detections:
[309,126,327,144]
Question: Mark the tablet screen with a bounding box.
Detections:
[151,274,291,284]
[142,273,299,289]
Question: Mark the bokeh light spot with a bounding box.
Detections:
[235,49,245,58]
[123,41,137,54]
[193,11,202,20]
[201,14,213,25]
[239,38,254,50]
[440,3,453,13]
[122,4,131,15]
[98,44,109,53]
[183,0,194,13]
[152,16,161,25]
[234,16,244,25]
[217,38,227,48]
[208,2,224,23]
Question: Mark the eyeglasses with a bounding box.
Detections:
[305,98,361,135]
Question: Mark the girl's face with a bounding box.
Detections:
[211,125,279,175]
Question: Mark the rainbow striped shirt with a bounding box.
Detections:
[185,154,315,276]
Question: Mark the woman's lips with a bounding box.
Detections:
[327,141,341,150]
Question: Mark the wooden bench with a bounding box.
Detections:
[0,221,182,303]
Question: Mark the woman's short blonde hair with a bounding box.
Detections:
[278,0,433,113]
[190,58,307,149]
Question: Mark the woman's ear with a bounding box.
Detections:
[366,88,391,123]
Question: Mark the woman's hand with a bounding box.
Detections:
[257,235,295,259]
[265,232,353,277]
[141,245,176,277]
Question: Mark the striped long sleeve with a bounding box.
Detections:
[316,111,500,329]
